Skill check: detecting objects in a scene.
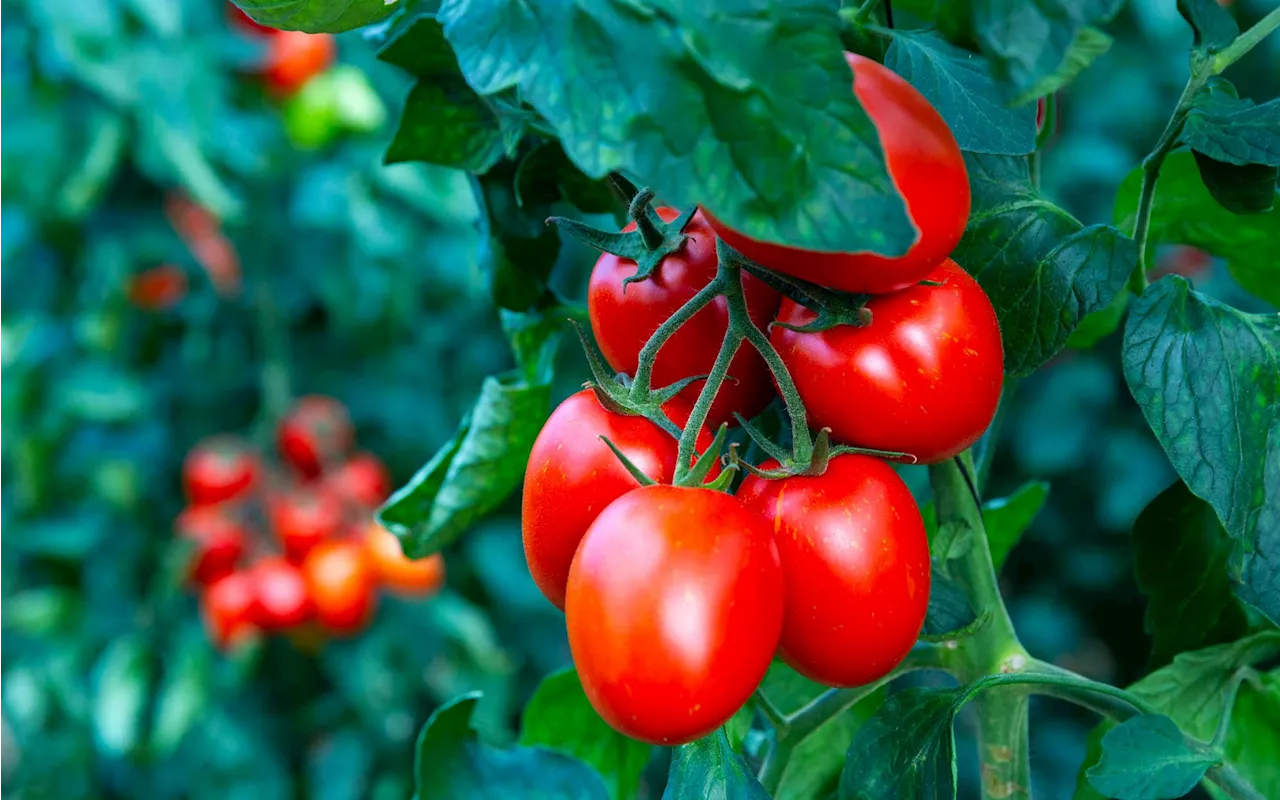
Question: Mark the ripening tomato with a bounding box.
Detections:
[270,488,344,562]
[327,452,391,509]
[302,540,377,634]
[739,455,930,687]
[252,557,313,630]
[706,53,969,295]
[566,485,784,745]
[522,390,716,610]
[175,505,249,585]
[772,259,1003,464]
[263,31,335,96]
[363,523,445,597]
[183,436,261,506]
[128,265,187,310]
[202,571,259,649]
[588,208,780,429]
[278,395,353,478]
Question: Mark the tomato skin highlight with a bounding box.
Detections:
[565,485,784,745]
[278,395,353,478]
[183,436,260,506]
[588,208,780,428]
[363,523,446,597]
[772,259,1003,464]
[175,505,249,586]
[303,540,378,634]
[739,455,931,687]
[202,571,259,649]
[706,53,969,295]
[270,488,345,563]
[251,557,313,631]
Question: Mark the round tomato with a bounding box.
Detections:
[252,557,313,630]
[175,505,249,585]
[522,390,715,610]
[739,455,930,687]
[262,31,335,96]
[202,571,259,649]
[772,259,1003,464]
[270,488,344,562]
[183,436,260,506]
[328,452,391,509]
[565,485,783,745]
[363,523,445,597]
[278,395,353,478]
[302,540,377,634]
[588,207,780,429]
[706,53,969,295]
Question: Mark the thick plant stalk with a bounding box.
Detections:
[973,689,1031,800]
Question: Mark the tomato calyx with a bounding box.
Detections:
[549,188,697,288]
[728,250,875,334]
[736,425,916,480]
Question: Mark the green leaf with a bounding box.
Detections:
[923,567,978,637]
[515,142,618,216]
[416,694,610,799]
[1215,670,1280,800]
[92,637,153,757]
[436,0,916,257]
[1192,154,1278,216]
[519,669,651,800]
[150,638,212,756]
[1182,90,1280,168]
[1087,714,1220,800]
[1122,276,1280,624]
[883,30,1035,156]
[838,687,961,800]
[1177,0,1240,54]
[1068,288,1131,348]
[983,480,1050,570]
[378,373,551,558]
[478,158,562,311]
[663,729,769,800]
[230,0,398,33]
[954,153,1137,376]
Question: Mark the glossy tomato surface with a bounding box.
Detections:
[202,571,258,649]
[707,54,969,294]
[271,488,345,562]
[303,540,377,634]
[521,390,713,610]
[252,557,313,630]
[327,452,391,509]
[588,208,780,428]
[773,259,1003,463]
[565,485,783,745]
[739,455,930,687]
[363,523,445,597]
[182,436,260,506]
[278,395,353,478]
[175,505,249,585]
[263,31,335,96]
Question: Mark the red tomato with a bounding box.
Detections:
[521,390,716,610]
[270,488,344,562]
[327,452,391,509]
[739,455,930,687]
[278,395,353,478]
[302,540,377,634]
[772,259,1003,464]
[202,571,259,649]
[182,436,260,506]
[228,4,279,36]
[174,505,249,585]
[363,523,446,597]
[566,485,784,745]
[263,31,335,96]
[251,557,313,630]
[588,207,780,429]
[128,265,187,311]
[706,53,969,295]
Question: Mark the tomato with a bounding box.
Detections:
[278,395,353,478]
[202,571,259,649]
[772,259,1003,464]
[706,53,969,295]
[363,523,445,597]
[175,505,249,585]
[183,436,260,506]
[522,390,716,610]
[263,31,335,96]
[302,540,377,634]
[228,4,278,37]
[251,557,313,630]
[128,265,187,311]
[270,488,344,562]
[739,455,930,687]
[588,207,780,429]
[327,452,391,509]
[565,485,784,745]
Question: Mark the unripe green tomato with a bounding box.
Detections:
[326,65,386,133]
[282,74,342,151]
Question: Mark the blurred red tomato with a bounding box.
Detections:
[202,571,259,649]
[363,523,446,597]
[264,31,335,96]
[270,488,344,562]
[128,265,187,311]
[278,396,353,478]
[328,452,391,509]
[175,505,249,585]
[303,540,377,634]
[252,557,313,630]
[182,436,261,506]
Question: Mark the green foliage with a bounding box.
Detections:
[1178,0,1240,53]
[1087,714,1220,800]
[983,481,1050,570]
[231,0,397,33]
[838,687,960,800]
[663,728,769,800]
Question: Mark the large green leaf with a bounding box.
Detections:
[883,30,1035,156]
[838,687,960,800]
[953,153,1137,375]
[436,0,916,257]
[1177,0,1239,53]
[416,694,610,799]
[1182,91,1280,169]
[231,0,398,33]
[1217,670,1280,800]
[1087,714,1220,800]
[1192,153,1277,216]
[520,669,652,800]
[1122,276,1280,624]
[663,729,769,800]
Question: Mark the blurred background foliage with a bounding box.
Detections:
[1,0,1277,798]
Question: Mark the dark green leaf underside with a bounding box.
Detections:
[232,0,397,33]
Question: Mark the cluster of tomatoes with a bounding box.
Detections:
[181,396,444,650]
[522,54,1004,745]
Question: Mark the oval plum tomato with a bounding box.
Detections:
[183,436,260,506]
[739,455,930,687]
[270,488,344,562]
[251,557,313,630]
[262,31,335,96]
[302,540,377,634]
[588,207,780,429]
[327,452,391,509]
[772,259,1003,464]
[363,523,445,597]
[565,485,784,745]
[174,505,249,585]
[278,395,353,478]
[706,53,969,295]
[202,571,259,649]
[521,389,716,610]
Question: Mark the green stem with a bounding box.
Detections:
[849,0,885,25]
[1210,668,1251,750]
[1211,6,1280,74]
[674,319,741,483]
[1206,765,1267,800]
[973,689,1030,800]
[629,279,722,400]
